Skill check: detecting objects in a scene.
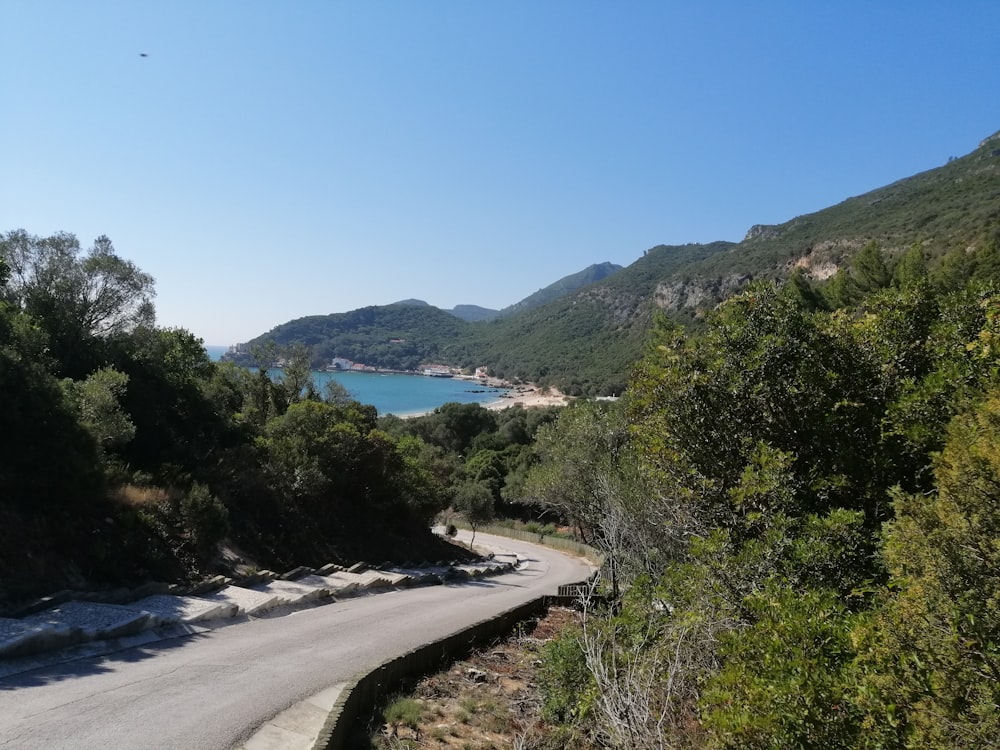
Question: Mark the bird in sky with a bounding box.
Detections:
[139,52,148,57]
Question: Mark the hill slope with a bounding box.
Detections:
[235,131,1000,395]
[241,304,471,371]
[467,131,1000,393]
[498,261,624,317]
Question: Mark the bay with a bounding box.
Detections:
[205,345,229,361]
[202,345,501,415]
[310,371,505,417]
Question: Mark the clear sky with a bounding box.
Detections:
[4,2,999,345]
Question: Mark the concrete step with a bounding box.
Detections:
[130,594,239,625]
[370,570,412,586]
[309,570,377,590]
[0,617,71,658]
[200,585,289,616]
[294,574,359,596]
[386,567,446,585]
[23,601,158,641]
[250,579,331,604]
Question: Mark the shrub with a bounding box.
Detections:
[383,696,424,738]
[180,483,229,556]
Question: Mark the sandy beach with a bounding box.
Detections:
[483,383,570,411]
[396,378,570,419]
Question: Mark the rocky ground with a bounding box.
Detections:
[363,606,585,750]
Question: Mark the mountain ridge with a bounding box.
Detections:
[232,131,1000,395]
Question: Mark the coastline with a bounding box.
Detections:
[396,379,570,419]
[234,364,572,419]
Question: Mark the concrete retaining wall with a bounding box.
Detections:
[312,597,550,750]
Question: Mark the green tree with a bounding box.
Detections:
[63,367,136,454]
[0,303,102,508]
[519,401,630,541]
[109,326,231,477]
[856,390,1000,748]
[180,482,229,558]
[702,584,860,749]
[453,480,494,545]
[630,286,886,532]
[932,245,977,292]
[787,267,827,311]
[851,241,891,293]
[892,243,929,288]
[0,230,155,375]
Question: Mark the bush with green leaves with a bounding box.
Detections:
[180,483,229,557]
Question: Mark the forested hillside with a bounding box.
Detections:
[235,303,471,371]
[232,261,630,376]
[238,132,1000,396]
[496,261,623,317]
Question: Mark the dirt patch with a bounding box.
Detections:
[366,607,585,749]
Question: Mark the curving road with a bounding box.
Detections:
[0,533,592,749]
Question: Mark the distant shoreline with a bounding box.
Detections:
[390,378,571,419]
[208,354,571,416]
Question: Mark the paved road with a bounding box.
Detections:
[0,534,591,749]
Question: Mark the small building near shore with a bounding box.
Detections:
[421,365,454,378]
[328,357,354,371]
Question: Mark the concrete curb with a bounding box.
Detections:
[0,556,520,663]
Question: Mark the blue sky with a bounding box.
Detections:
[3,2,999,345]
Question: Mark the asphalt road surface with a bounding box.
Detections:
[0,533,592,749]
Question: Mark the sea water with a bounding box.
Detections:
[202,345,503,416]
[312,371,504,417]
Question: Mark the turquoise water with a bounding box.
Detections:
[201,345,500,415]
[312,371,505,416]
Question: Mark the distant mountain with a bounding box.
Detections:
[449,304,499,322]
[465,244,731,394]
[388,260,628,323]
[498,261,623,317]
[232,132,1000,396]
[393,299,498,322]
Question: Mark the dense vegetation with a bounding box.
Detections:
[235,132,1000,397]
[0,230,506,603]
[515,245,1000,747]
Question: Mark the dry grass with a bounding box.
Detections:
[368,608,587,750]
[109,484,173,506]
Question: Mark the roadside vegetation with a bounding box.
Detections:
[363,607,581,750]
[502,242,1000,748]
[359,232,1000,749]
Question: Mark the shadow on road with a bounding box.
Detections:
[0,628,209,689]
